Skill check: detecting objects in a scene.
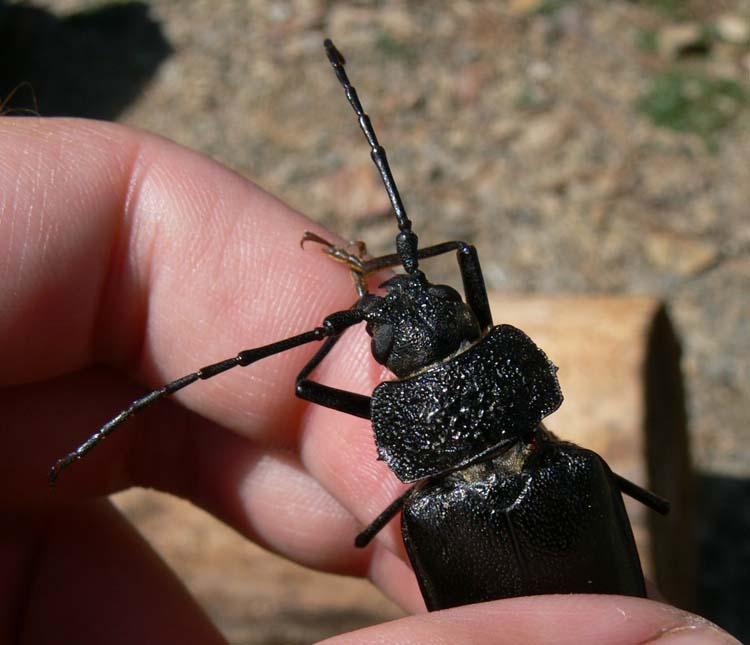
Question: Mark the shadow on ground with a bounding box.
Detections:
[645,309,748,641]
[0,0,171,118]
[696,473,750,643]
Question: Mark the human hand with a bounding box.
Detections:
[1,118,738,644]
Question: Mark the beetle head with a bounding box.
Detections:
[359,273,481,378]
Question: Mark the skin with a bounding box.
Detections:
[0,118,739,644]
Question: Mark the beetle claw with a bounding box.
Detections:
[300,232,369,273]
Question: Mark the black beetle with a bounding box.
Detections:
[51,39,670,611]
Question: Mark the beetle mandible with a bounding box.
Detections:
[51,39,670,611]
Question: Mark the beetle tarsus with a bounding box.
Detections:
[300,232,367,273]
[300,231,334,250]
[301,231,372,296]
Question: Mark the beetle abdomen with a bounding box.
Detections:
[371,324,563,482]
[401,436,646,610]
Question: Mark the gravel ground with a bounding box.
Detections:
[3,0,748,641]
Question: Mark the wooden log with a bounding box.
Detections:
[113,294,694,641]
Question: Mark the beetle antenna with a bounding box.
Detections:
[50,309,364,484]
[324,38,420,275]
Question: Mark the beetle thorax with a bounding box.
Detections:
[358,273,480,378]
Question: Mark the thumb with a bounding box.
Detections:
[318,595,740,645]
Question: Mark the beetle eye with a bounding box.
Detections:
[428,284,463,302]
[378,276,401,291]
[371,324,394,365]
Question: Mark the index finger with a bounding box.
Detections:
[1,118,410,587]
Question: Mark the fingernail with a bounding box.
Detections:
[644,624,742,644]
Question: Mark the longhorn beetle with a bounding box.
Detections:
[51,39,670,611]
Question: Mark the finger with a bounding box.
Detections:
[2,367,371,577]
[367,543,426,614]
[0,118,409,586]
[0,117,356,439]
[0,116,359,479]
[318,595,741,645]
[3,499,224,644]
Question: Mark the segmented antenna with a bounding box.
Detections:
[324,38,420,274]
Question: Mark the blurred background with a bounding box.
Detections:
[2,0,748,642]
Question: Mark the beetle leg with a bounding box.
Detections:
[300,231,370,297]
[295,331,371,419]
[355,484,416,548]
[300,231,368,270]
[611,472,671,515]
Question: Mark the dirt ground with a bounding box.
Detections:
[3,0,748,642]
